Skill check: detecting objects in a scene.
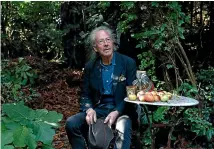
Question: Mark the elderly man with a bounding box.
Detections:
[65,26,138,149]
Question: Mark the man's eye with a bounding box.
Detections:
[99,40,104,43]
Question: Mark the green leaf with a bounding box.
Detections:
[128,14,137,21]
[151,2,159,7]
[171,135,176,140]
[23,65,31,71]
[2,102,62,147]
[31,121,55,144]
[18,57,24,63]
[2,117,22,131]
[153,107,169,122]
[99,1,110,8]
[136,44,142,49]
[178,27,184,34]
[185,15,191,23]
[178,20,184,26]
[160,24,166,32]
[13,126,31,147]
[14,84,21,90]
[35,109,63,126]
[42,144,54,149]
[136,41,147,49]
[21,78,28,85]
[140,114,149,125]
[121,1,135,10]
[23,72,27,79]
[26,72,33,77]
[2,102,35,125]
[1,121,7,132]
[1,130,14,146]
[25,133,37,149]
[2,145,14,149]
[166,64,173,69]
[137,54,142,60]
[179,33,185,39]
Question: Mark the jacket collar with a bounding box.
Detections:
[112,52,124,93]
[93,52,124,94]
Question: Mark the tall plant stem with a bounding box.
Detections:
[176,40,197,87]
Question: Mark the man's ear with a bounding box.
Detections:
[93,47,98,52]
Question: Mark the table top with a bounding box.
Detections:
[124,95,199,107]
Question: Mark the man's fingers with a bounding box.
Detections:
[90,114,94,124]
[86,115,90,125]
[108,119,113,127]
[93,113,97,123]
[86,109,97,125]
[104,116,110,123]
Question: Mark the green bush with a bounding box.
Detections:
[1,58,39,103]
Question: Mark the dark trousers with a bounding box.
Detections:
[65,104,132,149]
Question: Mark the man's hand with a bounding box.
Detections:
[104,111,119,127]
[86,108,97,125]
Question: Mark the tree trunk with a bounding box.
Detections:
[191,2,193,27]
[200,2,203,25]
[210,2,214,34]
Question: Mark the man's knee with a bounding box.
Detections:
[65,116,76,132]
[116,115,132,132]
[65,112,86,132]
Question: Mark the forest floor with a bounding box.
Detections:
[25,56,82,149]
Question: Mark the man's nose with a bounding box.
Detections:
[103,40,109,45]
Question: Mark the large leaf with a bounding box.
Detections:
[25,133,37,149]
[2,145,14,149]
[2,103,62,147]
[35,109,63,127]
[42,144,55,149]
[30,121,55,145]
[2,102,35,125]
[1,130,14,146]
[2,117,22,131]
[1,121,7,132]
[12,125,37,149]
[13,126,31,147]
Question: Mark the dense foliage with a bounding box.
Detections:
[1,1,66,61]
[1,58,39,103]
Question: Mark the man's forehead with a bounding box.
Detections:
[96,30,110,38]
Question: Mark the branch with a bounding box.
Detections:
[176,40,197,87]
[174,48,193,87]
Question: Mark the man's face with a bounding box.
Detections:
[93,30,114,58]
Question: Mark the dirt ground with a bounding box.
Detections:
[25,56,81,149]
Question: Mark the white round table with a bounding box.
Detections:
[124,95,199,149]
[124,95,199,107]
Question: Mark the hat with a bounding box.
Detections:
[88,118,114,149]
